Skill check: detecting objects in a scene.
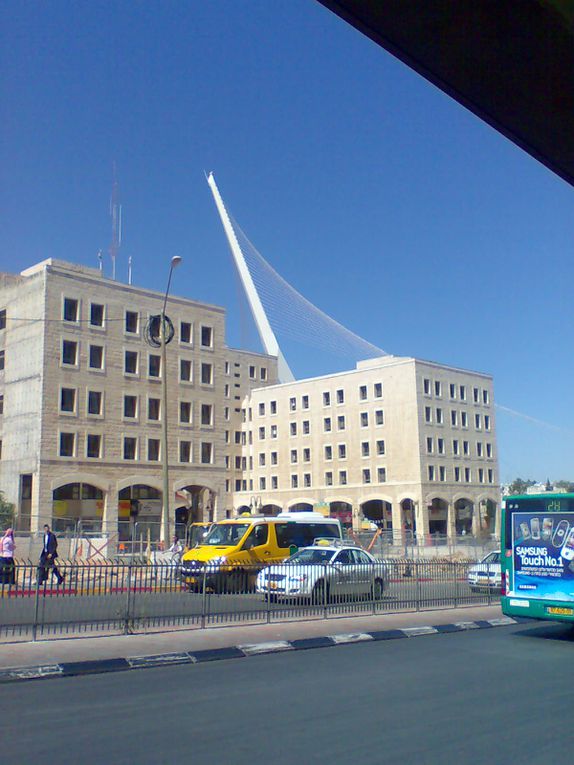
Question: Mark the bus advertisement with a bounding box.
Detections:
[502,493,574,622]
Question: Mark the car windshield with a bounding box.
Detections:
[483,552,500,564]
[203,523,251,546]
[287,548,336,565]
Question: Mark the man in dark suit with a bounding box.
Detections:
[37,524,65,585]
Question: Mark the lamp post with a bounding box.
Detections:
[160,256,182,544]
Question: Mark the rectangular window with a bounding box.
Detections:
[271,451,278,466]
[323,391,331,406]
[148,398,160,421]
[484,415,491,431]
[465,467,471,482]
[478,468,484,483]
[463,440,470,456]
[123,437,137,460]
[124,350,138,375]
[200,326,213,348]
[63,297,79,322]
[290,422,297,436]
[260,367,267,381]
[149,355,161,378]
[201,363,213,385]
[434,381,442,397]
[338,444,347,459]
[339,470,347,486]
[60,387,76,413]
[488,468,493,483]
[125,311,139,334]
[59,432,75,457]
[259,453,266,467]
[89,344,104,369]
[424,406,432,424]
[473,387,480,403]
[180,359,192,382]
[375,409,384,426]
[377,467,387,483]
[124,395,138,419]
[451,410,458,426]
[86,434,102,459]
[303,448,311,462]
[436,408,443,424]
[325,471,333,486]
[449,383,456,399]
[290,449,298,464]
[483,389,489,405]
[452,439,459,456]
[423,378,431,395]
[0,309,5,330]
[359,385,367,401]
[270,424,277,438]
[271,476,278,490]
[486,443,493,458]
[337,415,346,431]
[454,467,461,482]
[376,439,385,456]
[428,465,435,481]
[180,401,192,424]
[289,396,296,411]
[360,412,369,427]
[374,382,383,398]
[62,340,78,366]
[259,426,266,440]
[336,389,344,404]
[302,420,310,435]
[361,441,370,457]
[87,391,102,416]
[325,445,333,460]
[90,303,104,327]
[200,442,213,464]
[476,441,483,457]
[180,321,192,344]
[437,437,445,454]
[291,474,298,489]
[258,402,265,416]
[323,417,332,432]
[259,477,266,491]
[180,441,192,463]
[302,395,309,409]
[439,466,446,481]
[300,473,310,488]
[461,411,468,428]
[270,400,277,415]
[475,413,481,429]
[426,436,433,454]
[146,439,159,461]
[363,469,371,484]
[459,385,466,401]
[201,403,213,426]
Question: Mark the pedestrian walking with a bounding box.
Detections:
[0,528,16,585]
[37,524,65,585]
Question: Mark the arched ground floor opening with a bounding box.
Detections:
[52,483,105,534]
[289,502,314,512]
[479,498,497,534]
[400,498,417,538]
[329,501,352,528]
[428,498,449,535]
[118,484,162,543]
[454,498,474,535]
[261,504,282,516]
[361,500,393,530]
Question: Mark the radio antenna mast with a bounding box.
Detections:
[109,162,122,280]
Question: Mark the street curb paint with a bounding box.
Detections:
[0,617,526,684]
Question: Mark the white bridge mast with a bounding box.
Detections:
[207,172,295,383]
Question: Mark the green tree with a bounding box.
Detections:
[555,480,574,493]
[506,478,536,496]
[0,491,14,530]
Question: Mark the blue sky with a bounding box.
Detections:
[1,1,572,483]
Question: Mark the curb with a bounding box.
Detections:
[0,616,523,685]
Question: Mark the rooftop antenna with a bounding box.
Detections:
[128,255,133,285]
[97,249,103,274]
[109,162,122,280]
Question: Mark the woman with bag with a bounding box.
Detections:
[0,528,16,586]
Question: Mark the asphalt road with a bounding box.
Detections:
[2,620,573,764]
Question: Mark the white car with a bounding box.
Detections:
[467,550,502,592]
[256,541,386,602]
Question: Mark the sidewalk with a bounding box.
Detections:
[0,604,504,672]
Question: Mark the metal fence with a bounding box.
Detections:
[0,558,500,642]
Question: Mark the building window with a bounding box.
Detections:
[200,442,213,464]
[147,439,160,461]
[486,442,492,458]
[0,350,4,370]
[435,381,442,397]
[375,409,384,426]
[424,407,432,423]
[426,437,433,454]
[454,467,461,482]
[302,395,309,409]
[148,398,160,421]
[270,400,277,415]
[271,451,278,466]
[201,403,213,426]
[259,477,266,491]
[86,434,102,459]
[376,439,385,456]
[180,401,192,424]
[271,424,277,438]
[436,408,443,424]
[87,391,103,416]
[125,310,139,334]
[62,340,78,366]
[303,448,311,462]
[374,382,383,398]
[180,321,192,344]
[59,432,75,457]
[258,453,266,467]
[180,441,192,463]
[475,413,481,429]
[360,412,369,427]
[291,474,298,489]
[449,384,456,399]
[123,437,137,459]
[336,389,344,404]
[290,449,298,464]
[90,303,104,327]
[124,395,137,419]
[260,367,267,381]
[63,297,79,323]
[289,396,296,411]
[325,471,333,486]
[473,387,480,403]
[149,355,161,378]
[463,440,470,456]
[477,442,483,457]
[258,402,265,416]
[359,385,367,401]
[325,445,333,460]
[439,466,446,481]
[180,359,192,382]
[0,309,5,330]
[201,362,213,385]
[478,468,484,483]
[60,387,76,413]
[465,467,471,482]
[89,344,104,370]
[423,378,431,395]
[323,417,332,433]
[363,469,371,484]
[124,350,138,375]
[338,444,347,459]
[323,391,330,406]
[428,465,435,481]
[488,468,493,483]
[200,326,213,348]
[361,441,370,457]
[437,438,445,455]
[0,394,3,415]
[337,415,346,431]
[339,470,347,486]
[483,390,489,405]
[302,420,310,435]
[271,476,278,490]
[303,473,311,488]
[484,415,491,431]
[451,410,458,426]
[290,422,297,436]
[377,467,386,483]
[459,385,466,401]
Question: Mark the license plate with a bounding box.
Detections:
[546,606,573,616]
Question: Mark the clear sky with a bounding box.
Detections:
[1,1,572,484]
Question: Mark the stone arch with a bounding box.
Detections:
[287,500,314,512]
[454,497,474,535]
[329,500,353,527]
[400,498,417,537]
[361,499,393,530]
[427,497,449,536]
[51,482,106,533]
[118,484,163,543]
[261,504,282,516]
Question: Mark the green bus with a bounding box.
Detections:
[501,493,574,623]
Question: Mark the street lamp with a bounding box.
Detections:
[160,256,182,543]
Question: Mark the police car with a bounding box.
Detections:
[255,539,386,602]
